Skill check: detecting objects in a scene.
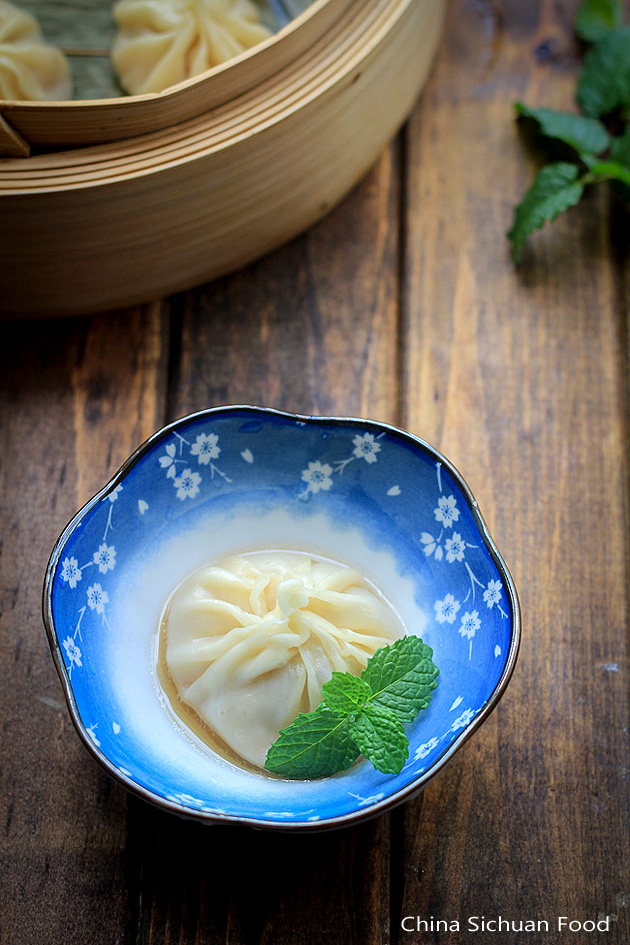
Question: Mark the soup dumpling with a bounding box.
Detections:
[112,0,272,95]
[163,553,404,769]
[0,0,71,101]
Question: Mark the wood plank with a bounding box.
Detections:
[398,0,629,941]
[124,143,402,945]
[0,304,169,945]
[167,143,401,423]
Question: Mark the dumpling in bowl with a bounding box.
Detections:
[0,0,71,101]
[162,552,405,769]
[112,0,272,95]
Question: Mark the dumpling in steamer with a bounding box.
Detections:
[0,0,71,101]
[163,553,404,769]
[112,0,273,95]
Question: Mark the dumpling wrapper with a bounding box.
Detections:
[164,553,404,768]
[0,0,71,101]
[112,0,272,95]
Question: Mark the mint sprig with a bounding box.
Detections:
[576,26,630,118]
[509,0,630,262]
[264,636,439,780]
[513,103,611,156]
[508,163,585,263]
[575,0,622,43]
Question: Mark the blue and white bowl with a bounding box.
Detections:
[43,406,520,830]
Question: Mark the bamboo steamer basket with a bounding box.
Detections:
[0,0,445,318]
[0,0,359,154]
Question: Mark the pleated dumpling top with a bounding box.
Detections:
[0,0,71,101]
[112,0,272,95]
[163,552,404,768]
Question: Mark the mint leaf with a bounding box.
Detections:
[321,672,371,716]
[349,704,408,775]
[264,635,440,779]
[362,636,439,722]
[576,27,630,117]
[508,163,584,262]
[514,103,610,156]
[575,0,622,43]
[264,705,358,779]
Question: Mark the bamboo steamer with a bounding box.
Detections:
[0,0,445,318]
[0,0,357,154]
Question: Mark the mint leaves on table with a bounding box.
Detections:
[264,636,439,779]
[513,103,612,155]
[574,0,622,43]
[576,26,630,117]
[508,0,630,262]
[509,163,585,261]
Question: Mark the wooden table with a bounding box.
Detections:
[2,2,629,942]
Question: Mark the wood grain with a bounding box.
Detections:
[0,306,169,945]
[398,0,630,941]
[166,141,401,421]
[1,1,629,943]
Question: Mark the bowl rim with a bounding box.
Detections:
[42,404,521,831]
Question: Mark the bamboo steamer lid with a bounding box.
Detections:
[0,0,445,317]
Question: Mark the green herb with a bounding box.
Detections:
[575,0,622,43]
[576,26,630,117]
[513,104,611,156]
[264,636,439,779]
[508,0,630,262]
[508,163,585,263]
